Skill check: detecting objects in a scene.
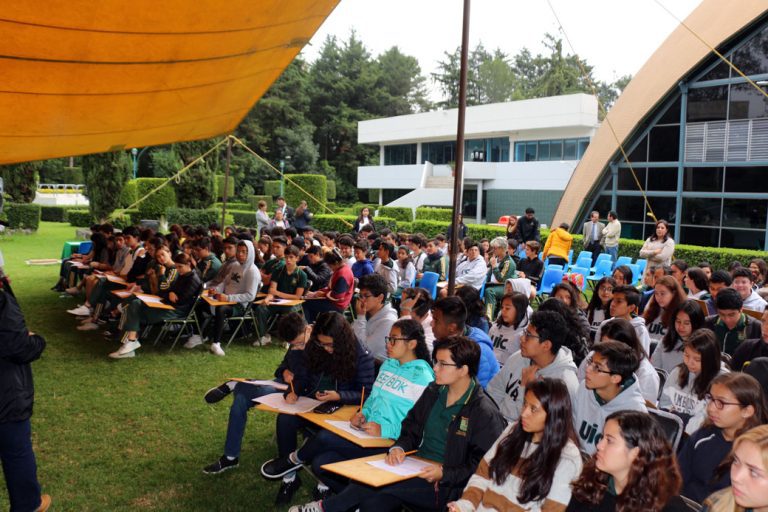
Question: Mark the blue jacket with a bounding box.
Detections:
[352,259,375,280]
[295,340,376,405]
[465,326,500,388]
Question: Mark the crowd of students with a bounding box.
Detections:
[53,211,768,511]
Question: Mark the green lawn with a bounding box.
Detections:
[0,222,313,511]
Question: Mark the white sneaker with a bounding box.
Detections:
[68,305,92,316]
[77,322,99,331]
[109,350,135,359]
[65,287,80,296]
[209,343,225,356]
[119,340,141,355]
[184,334,203,349]
[257,334,272,346]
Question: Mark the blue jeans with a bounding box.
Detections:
[605,246,618,263]
[0,419,42,512]
[223,383,277,458]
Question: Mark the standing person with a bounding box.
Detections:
[353,207,375,233]
[292,200,313,231]
[275,196,294,224]
[542,223,573,267]
[446,212,469,243]
[0,286,51,512]
[601,210,621,263]
[506,215,522,245]
[256,200,270,235]
[519,208,541,244]
[582,211,605,267]
[639,219,675,267]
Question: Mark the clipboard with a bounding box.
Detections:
[135,293,175,310]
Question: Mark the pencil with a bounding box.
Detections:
[359,386,365,411]
[403,450,418,456]
[290,381,295,395]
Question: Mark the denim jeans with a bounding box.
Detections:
[0,419,42,512]
[605,246,618,263]
[223,383,278,458]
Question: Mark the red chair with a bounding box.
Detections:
[497,215,510,225]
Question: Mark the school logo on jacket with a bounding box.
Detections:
[231,272,242,283]
[579,420,603,447]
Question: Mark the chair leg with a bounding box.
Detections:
[169,322,187,351]
[225,318,246,348]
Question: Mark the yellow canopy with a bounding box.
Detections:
[0,1,339,164]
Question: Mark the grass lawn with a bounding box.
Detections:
[0,222,316,511]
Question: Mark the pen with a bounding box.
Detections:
[359,386,365,412]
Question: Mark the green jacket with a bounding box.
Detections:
[490,254,517,283]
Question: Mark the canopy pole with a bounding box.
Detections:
[221,136,233,229]
[447,0,471,297]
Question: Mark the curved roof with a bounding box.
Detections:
[553,0,768,227]
[0,1,338,164]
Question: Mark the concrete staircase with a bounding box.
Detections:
[424,176,454,189]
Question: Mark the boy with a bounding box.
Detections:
[257,246,307,346]
[352,274,397,363]
[261,236,287,287]
[374,242,399,295]
[409,235,428,277]
[705,287,762,355]
[193,237,222,283]
[351,241,374,281]
[732,267,767,313]
[595,285,652,353]
[421,239,444,280]
[516,241,543,289]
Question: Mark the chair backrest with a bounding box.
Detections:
[418,271,439,300]
[627,263,641,284]
[574,255,592,270]
[680,496,702,512]
[636,258,648,276]
[655,367,668,401]
[547,264,564,271]
[614,256,632,270]
[648,407,684,452]
[577,250,591,261]
[567,249,574,265]
[592,259,613,278]
[77,241,93,254]
[539,268,564,294]
[595,253,612,264]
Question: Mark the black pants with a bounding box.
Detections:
[322,478,448,512]
[585,240,602,267]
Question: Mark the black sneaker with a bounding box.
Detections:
[261,455,303,479]
[275,475,301,505]
[204,383,232,404]
[312,485,333,501]
[202,455,239,474]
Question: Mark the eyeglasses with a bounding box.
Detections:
[705,394,743,410]
[521,329,540,340]
[385,336,409,345]
[314,340,334,350]
[585,357,613,375]
[432,359,459,369]
[599,286,614,293]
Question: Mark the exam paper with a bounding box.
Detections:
[254,393,321,414]
[227,378,288,391]
[326,420,383,440]
[366,457,434,477]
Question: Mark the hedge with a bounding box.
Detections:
[312,214,357,233]
[40,205,76,223]
[378,206,413,223]
[4,203,41,230]
[326,180,336,201]
[264,180,281,198]
[135,178,177,218]
[39,165,83,184]
[411,220,450,238]
[165,208,222,227]
[416,207,454,222]
[119,180,138,208]
[230,210,257,227]
[466,223,507,240]
[68,210,93,227]
[247,195,272,210]
[284,174,327,212]
[111,210,141,230]
[373,216,398,233]
[214,201,250,211]
[215,174,236,200]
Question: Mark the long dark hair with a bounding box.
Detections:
[538,298,589,365]
[396,245,413,270]
[456,286,488,328]
[489,378,575,503]
[661,300,705,352]
[704,373,768,438]
[571,411,682,512]
[677,328,721,398]
[587,277,615,324]
[600,318,648,360]
[90,232,110,264]
[306,312,358,381]
[649,219,671,243]
[643,275,686,328]
[392,319,431,363]
[495,292,528,329]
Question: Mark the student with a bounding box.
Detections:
[519,208,541,244]
[456,286,490,334]
[452,239,488,292]
[301,249,354,324]
[551,282,590,334]
[567,410,687,512]
[517,241,544,289]
[678,372,768,503]
[292,336,506,512]
[435,233,448,256]
[422,238,445,280]
[732,267,768,313]
[706,270,733,316]
[732,309,768,371]
[409,235,428,276]
[643,275,687,351]
[595,285,652,355]
[193,237,222,283]
[705,288,762,356]
[483,236,517,319]
[448,378,583,512]
[336,236,356,268]
[537,298,590,366]
[399,287,435,352]
[353,206,375,233]
[652,300,706,374]
[488,292,530,366]
[394,245,416,294]
[487,310,578,422]
[431,297,499,388]
[352,274,398,363]
[301,245,331,292]
[671,259,689,291]
[260,236,286,288]
[374,241,399,295]
[686,266,709,299]
[256,245,307,346]
[701,424,768,512]
[612,265,633,288]
[351,241,374,281]
[572,341,646,455]
[588,277,615,343]
[263,319,434,497]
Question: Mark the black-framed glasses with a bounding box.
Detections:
[585,357,613,375]
[432,359,458,369]
[705,394,743,410]
[522,329,540,340]
[385,336,409,345]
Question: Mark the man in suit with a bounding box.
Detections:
[275,196,295,225]
[582,210,605,267]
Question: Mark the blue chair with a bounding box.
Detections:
[576,250,591,261]
[77,241,93,254]
[537,267,564,297]
[587,259,614,288]
[418,271,439,300]
[627,264,641,285]
[547,264,564,272]
[569,266,590,290]
[590,253,612,273]
[636,259,648,279]
[613,256,632,270]
[570,254,592,271]
[567,249,574,266]
[479,280,486,298]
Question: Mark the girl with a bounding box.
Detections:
[353,207,375,233]
[399,287,436,352]
[394,245,416,295]
[679,373,768,503]
[456,286,490,334]
[256,235,272,267]
[639,219,676,267]
[302,249,355,324]
[643,275,686,351]
[448,378,583,512]
[588,277,615,344]
[612,265,633,287]
[567,410,687,512]
[652,300,706,373]
[701,424,768,512]
[686,267,709,299]
[506,215,522,244]
[488,292,530,366]
[660,328,726,432]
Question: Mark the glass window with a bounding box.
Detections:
[728,83,768,120]
[564,139,578,160]
[628,135,648,162]
[514,138,588,161]
[680,227,720,247]
[646,167,677,191]
[525,142,537,161]
[422,141,456,165]
[620,222,645,241]
[647,197,677,224]
[683,167,723,192]
[617,168,646,191]
[550,140,563,160]
[687,86,728,122]
[538,141,551,160]
[490,137,510,162]
[722,229,766,251]
[725,167,768,193]
[384,144,417,165]
[514,143,527,162]
[578,139,590,158]
[593,195,612,217]
[682,197,721,226]
[615,195,646,222]
[657,97,681,125]
[465,139,487,162]
[722,199,767,229]
[731,24,768,76]
[648,125,680,162]
[698,60,730,82]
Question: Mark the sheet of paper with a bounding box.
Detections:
[112,290,133,299]
[70,261,89,269]
[366,457,434,477]
[269,297,289,304]
[106,274,127,284]
[254,393,322,414]
[226,378,288,391]
[135,294,163,304]
[326,420,383,440]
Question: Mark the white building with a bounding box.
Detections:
[357,93,599,224]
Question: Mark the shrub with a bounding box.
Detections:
[68,210,93,227]
[4,203,41,230]
[215,174,236,200]
[39,163,84,184]
[398,221,413,233]
[366,189,380,203]
[165,208,221,227]
[1,162,39,203]
[231,210,257,227]
[82,151,132,221]
[264,180,281,198]
[120,180,138,208]
[40,205,75,222]
[466,223,506,240]
[416,207,454,222]
[175,164,215,209]
[248,195,273,210]
[284,174,327,212]
[373,216,398,233]
[135,178,177,218]
[411,220,450,238]
[378,206,413,223]
[312,214,357,234]
[326,180,337,201]
[214,201,250,210]
[111,209,141,230]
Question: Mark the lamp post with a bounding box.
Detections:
[131,147,151,179]
[279,155,291,196]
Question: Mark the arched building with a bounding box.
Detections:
[554,0,768,251]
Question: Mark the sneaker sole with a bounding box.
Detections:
[260,459,303,480]
[202,463,238,475]
[204,387,230,404]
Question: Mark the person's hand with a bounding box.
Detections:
[420,464,443,483]
[521,364,540,387]
[315,390,340,402]
[354,296,367,316]
[490,256,497,268]
[446,503,460,512]
[362,421,382,437]
[655,248,662,254]
[168,292,178,303]
[90,261,99,269]
[282,369,294,383]
[305,291,317,299]
[386,447,406,465]
[264,294,274,305]
[350,412,366,428]
[285,392,298,404]
[517,271,526,278]
[28,331,35,336]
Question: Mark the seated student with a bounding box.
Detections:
[399,287,435,353]
[78,232,132,305]
[431,297,499,388]
[256,245,307,346]
[552,282,591,334]
[394,245,416,295]
[567,410,688,512]
[639,264,672,314]
[55,226,101,292]
[260,236,287,288]
[701,424,768,512]
[705,288,762,356]
[537,298,590,367]
[487,310,578,422]
[202,313,311,473]
[301,249,354,324]
[374,241,399,295]
[351,241,374,282]
[456,286,490,334]
[421,238,444,280]
[262,319,434,497]
[612,264,633,288]
[660,328,727,433]
[686,266,709,300]
[652,300,706,374]
[336,236,355,267]
[587,277,615,343]
[452,239,488,292]
[671,259,689,292]
[643,275,687,353]
[435,233,448,256]
[678,373,768,504]
[488,292,531,366]
[516,241,544,289]
[192,237,221,283]
[705,270,733,316]
[448,378,583,512]
[483,236,518,319]
[595,285,652,356]
[301,245,331,292]
[291,336,506,512]
[732,309,768,371]
[352,274,398,363]
[573,341,646,455]
[409,235,428,277]
[732,267,768,313]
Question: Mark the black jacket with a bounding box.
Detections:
[446,222,468,242]
[392,380,506,504]
[303,261,332,291]
[294,340,376,405]
[518,216,541,243]
[0,290,46,424]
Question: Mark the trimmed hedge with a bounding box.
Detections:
[111,210,141,230]
[373,216,398,233]
[284,174,327,212]
[40,205,76,223]
[378,206,413,223]
[231,210,257,227]
[39,166,84,184]
[312,214,357,233]
[215,174,236,199]
[214,201,250,211]
[135,178,177,218]
[466,223,507,240]
[326,180,336,201]
[248,195,273,210]
[411,220,450,238]
[264,180,281,198]
[4,203,41,230]
[119,180,138,208]
[68,210,93,227]
[165,208,221,227]
[416,207,453,222]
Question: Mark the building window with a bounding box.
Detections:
[465,137,510,162]
[421,141,456,165]
[383,144,417,165]
[513,137,590,162]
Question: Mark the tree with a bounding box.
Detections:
[376,47,432,114]
[82,151,132,221]
[0,162,40,203]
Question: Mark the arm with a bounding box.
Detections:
[226,270,260,304]
[658,239,675,263]
[0,293,46,364]
[337,345,375,404]
[638,239,656,259]
[451,449,497,512]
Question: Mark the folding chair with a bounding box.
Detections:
[154,292,203,351]
[655,367,668,401]
[536,267,564,303]
[627,263,641,285]
[587,259,614,289]
[570,254,592,271]
[648,407,684,452]
[418,271,439,299]
[636,258,648,279]
[613,256,632,271]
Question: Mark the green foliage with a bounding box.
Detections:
[398,221,413,233]
[325,201,338,212]
[312,214,357,233]
[416,207,454,222]
[284,174,327,211]
[38,160,84,184]
[3,203,41,230]
[135,178,177,219]
[1,161,40,203]
[378,206,413,222]
[466,223,507,240]
[264,180,281,197]
[82,151,132,221]
[366,189,380,203]
[111,210,140,230]
[165,207,221,227]
[326,179,336,201]
[230,210,257,227]
[373,216,398,232]
[174,162,215,209]
[67,210,93,227]
[214,201,250,210]
[119,180,138,208]
[215,174,236,200]
[40,205,76,223]
[148,149,181,178]
[239,183,255,200]
[247,195,272,210]
[411,219,450,238]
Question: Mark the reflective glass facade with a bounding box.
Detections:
[513,138,590,162]
[383,144,417,165]
[580,17,768,250]
[419,137,511,165]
